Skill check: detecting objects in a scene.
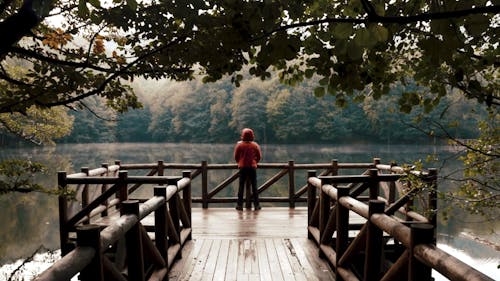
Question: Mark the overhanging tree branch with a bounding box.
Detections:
[43,36,188,107]
[10,46,113,72]
[271,4,500,34]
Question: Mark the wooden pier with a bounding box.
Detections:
[167,208,335,281]
[34,159,494,281]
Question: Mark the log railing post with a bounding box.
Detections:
[336,186,350,281]
[307,170,317,240]
[388,161,397,204]
[288,160,295,208]
[154,186,168,262]
[77,224,103,281]
[201,160,208,208]
[182,170,192,241]
[168,177,181,240]
[319,177,332,252]
[81,167,90,225]
[332,159,338,176]
[81,167,90,209]
[364,200,385,281]
[118,171,128,203]
[427,168,438,239]
[368,169,379,200]
[58,171,72,256]
[101,163,109,217]
[158,160,164,178]
[114,160,121,175]
[409,224,434,281]
[121,200,145,281]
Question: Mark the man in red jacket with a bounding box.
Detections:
[234,128,262,210]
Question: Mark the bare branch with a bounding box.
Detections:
[77,101,118,122]
[431,120,500,158]
[7,245,46,281]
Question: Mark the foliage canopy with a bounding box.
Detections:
[0,0,498,113]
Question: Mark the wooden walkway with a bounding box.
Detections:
[164,207,335,281]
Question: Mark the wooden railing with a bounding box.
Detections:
[119,159,375,208]
[36,173,192,281]
[34,158,492,281]
[306,164,493,281]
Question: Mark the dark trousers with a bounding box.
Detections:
[237,167,260,207]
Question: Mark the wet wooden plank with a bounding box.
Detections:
[212,239,230,280]
[255,239,272,281]
[169,238,335,281]
[190,239,212,281]
[225,239,238,281]
[165,207,336,280]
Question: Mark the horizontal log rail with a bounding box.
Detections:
[306,167,493,281]
[36,177,192,281]
[120,159,376,208]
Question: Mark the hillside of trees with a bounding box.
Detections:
[58,77,483,145]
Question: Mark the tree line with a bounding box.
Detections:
[58,77,483,145]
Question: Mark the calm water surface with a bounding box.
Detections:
[0,143,498,279]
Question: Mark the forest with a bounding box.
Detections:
[55,76,483,145]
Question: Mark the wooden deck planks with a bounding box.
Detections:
[167,207,335,281]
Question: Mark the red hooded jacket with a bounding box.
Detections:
[234,128,262,168]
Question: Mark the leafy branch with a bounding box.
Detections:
[269,4,500,35]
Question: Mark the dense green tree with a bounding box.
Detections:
[0,106,74,145]
[148,107,175,142]
[208,89,234,142]
[229,80,270,142]
[116,107,152,142]
[267,88,315,142]
[168,83,214,142]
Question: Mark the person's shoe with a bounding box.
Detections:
[254,205,261,210]
[235,205,243,211]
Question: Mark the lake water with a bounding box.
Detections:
[0,143,498,280]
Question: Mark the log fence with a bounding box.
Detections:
[118,159,376,209]
[39,164,192,281]
[33,158,493,281]
[306,163,493,281]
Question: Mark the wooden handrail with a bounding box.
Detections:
[307,168,493,281]
[37,179,192,281]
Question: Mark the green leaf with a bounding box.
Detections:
[314,86,325,97]
[370,25,388,42]
[347,41,363,60]
[374,3,385,16]
[466,14,490,36]
[344,0,362,17]
[353,29,372,47]
[88,0,101,8]
[202,76,211,83]
[78,0,90,17]
[127,0,138,10]
[318,77,329,86]
[305,69,315,79]
[333,23,353,39]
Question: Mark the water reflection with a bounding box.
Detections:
[0,143,498,278]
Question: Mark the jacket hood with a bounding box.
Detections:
[240,128,255,141]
